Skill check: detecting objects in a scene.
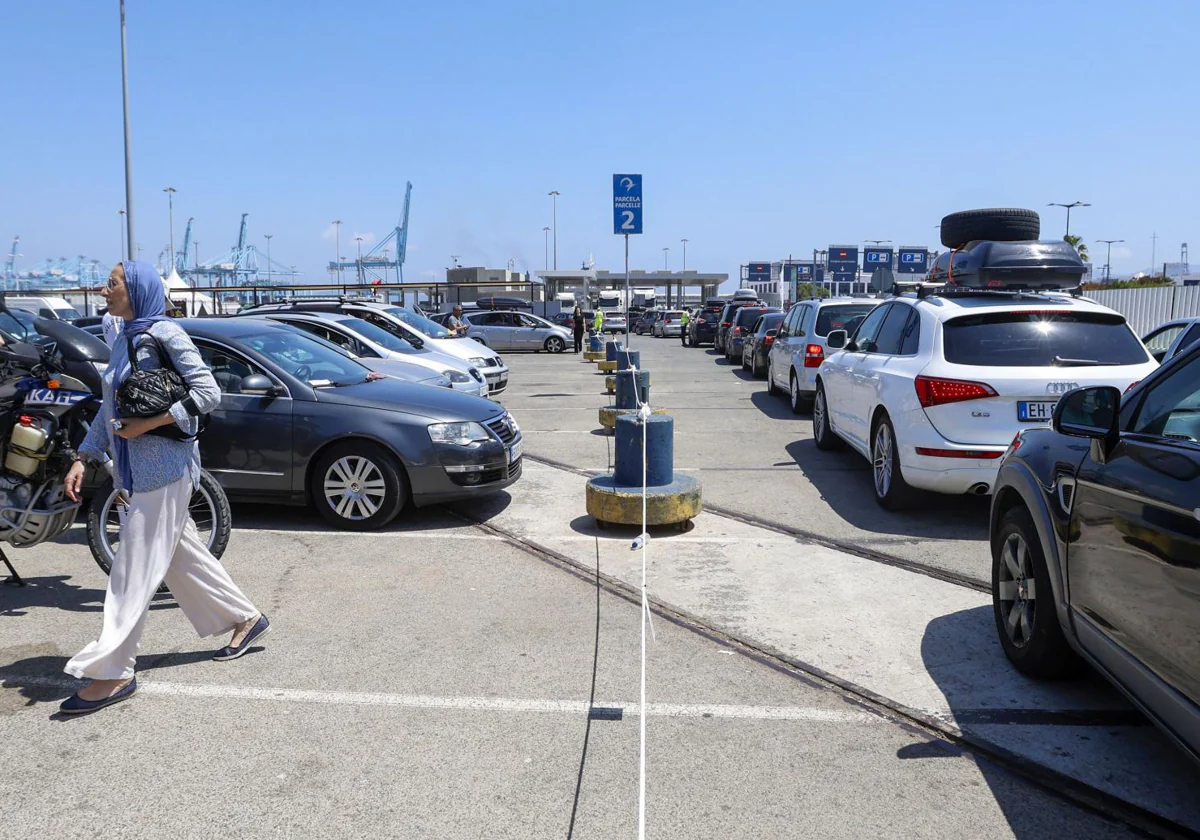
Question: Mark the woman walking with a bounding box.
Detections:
[59,260,268,715]
[572,303,585,353]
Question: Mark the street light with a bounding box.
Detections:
[119,0,135,262]
[662,247,670,270]
[117,210,126,261]
[1098,239,1124,283]
[1047,201,1091,238]
[548,190,560,270]
[681,238,689,270]
[542,226,551,271]
[355,236,364,284]
[332,220,342,283]
[264,234,273,285]
[163,187,176,274]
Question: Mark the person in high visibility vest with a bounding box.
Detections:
[594,310,604,334]
[680,308,691,346]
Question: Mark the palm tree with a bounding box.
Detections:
[1064,234,1089,262]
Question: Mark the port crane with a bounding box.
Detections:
[327,182,412,285]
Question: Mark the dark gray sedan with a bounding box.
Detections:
[180,318,522,530]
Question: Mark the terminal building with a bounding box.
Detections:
[534,269,727,309]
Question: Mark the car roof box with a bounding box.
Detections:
[732,288,759,300]
[929,240,1086,291]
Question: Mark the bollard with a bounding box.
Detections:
[614,414,674,486]
[616,349,641,371]
[589,333,603,352]
[605,341,624,363]
[615,369,650,409]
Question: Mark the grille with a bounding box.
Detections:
[486,416,516,445]
[480,358,499,368]
[508,458,521,479]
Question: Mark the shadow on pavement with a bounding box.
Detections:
[0,575,105,618]
[228,498,506,534]
[785,438,989,541]
[568,514,694,539]
[749,390,802,421]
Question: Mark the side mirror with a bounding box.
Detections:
[240,374,283,397]
[1052,386,1120,450]
[826,329,848,350]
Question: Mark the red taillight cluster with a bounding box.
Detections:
[803,344,824,368]
[914,375,997,408]
[763,336,775,348]
[915,447,1005,460]
[722,321,732,328]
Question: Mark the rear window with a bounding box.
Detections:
[942,311,1149,367]
[701,312,719,324]
[734,307,769,327]
[816,304,878,336]
[758,313,785,333]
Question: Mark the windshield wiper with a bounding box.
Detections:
[1052,355,1120,367]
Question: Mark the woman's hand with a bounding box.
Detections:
[65,460,86,502]
[114,414,172,440]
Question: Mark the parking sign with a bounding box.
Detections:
[613,174,643,235]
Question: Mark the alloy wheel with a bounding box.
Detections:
[873,423,893,498]
[791,376,800,410]
[997,533,1037,647]
[99,483,219,570]
[323,456,388,521]
[814,389,825,437]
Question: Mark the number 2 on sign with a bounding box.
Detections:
[620,211,636,231]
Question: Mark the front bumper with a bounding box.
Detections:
[413,435,523,505]
[450,380,489,398]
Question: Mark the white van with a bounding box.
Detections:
[5,296,82,322]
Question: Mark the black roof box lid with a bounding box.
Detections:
[929,240,1086,291]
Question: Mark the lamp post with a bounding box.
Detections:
[117,210,126,261]
[548,190,560,270]
[264,234,273,285]
[193,241,199,278]
[542,226,551,271]
[1047,201,1091,238]
[680,238,688,270]
[119,0,135,262]
[332,220,342,283]
[1098,239,1124,283]
[163,187,176,274]
[355,236,364,284]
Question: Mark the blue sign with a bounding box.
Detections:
[864,248,894,272]
[828,246,858,271]
[897,248,930,274]
[613,174,643,235]
[747,262,771,283]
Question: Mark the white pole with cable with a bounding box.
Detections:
[638,395,648,840]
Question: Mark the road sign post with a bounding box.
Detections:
[614,174,643,344]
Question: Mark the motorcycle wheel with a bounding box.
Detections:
[87,470,232,584]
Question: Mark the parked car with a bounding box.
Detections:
[767,298,884,413]
[462,310,572,352]
[687,309,720,347]
[5,295,82,322]
[989,340,1200,764]
[714,298,763,354]
[0,307,52,345]
[243,312,488,397]
[653,310,684,338]
[1142,317,1200,364]
[724,306,778,362]
[634,310,659,335]
[813,290,1157,509]
[741,312,785,377]
[176,318,522,530]
[473,296,532,311]
[602,311,628,335]
[239,299,509,395]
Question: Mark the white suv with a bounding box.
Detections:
[812,291,1158,508]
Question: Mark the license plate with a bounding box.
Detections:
[1017,400,1057,421]
[24,388,91,407]
[509,439,523,464]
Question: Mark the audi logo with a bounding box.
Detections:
[1045,381,1081,395]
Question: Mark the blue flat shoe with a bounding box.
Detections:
[59,678,137,715]
[213,614,270,662]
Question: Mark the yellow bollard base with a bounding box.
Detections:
[605,376,616,394]
[599,406,666,434]
[597,360,618,373]
[583,350,605,362]
[585,474,702,528]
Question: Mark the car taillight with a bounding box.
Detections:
[763,336,775,348]
[914,375,998,408]
[722,321,731,327]
[915,447,1005,460]
[803,344,824,368]
[1124,381,1140,393]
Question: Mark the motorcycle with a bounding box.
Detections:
[0,304,229,586]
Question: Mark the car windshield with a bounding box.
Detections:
[816,304,878,336]
[942,311,1150,367]
[54,307,82,321]
[239,331,370,385]
[274,323,357,358]
[382,306,452,339]
[333,317,418,354]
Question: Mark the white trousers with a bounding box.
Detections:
[65,474,257,681]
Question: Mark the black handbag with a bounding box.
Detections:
[115,332,204,441]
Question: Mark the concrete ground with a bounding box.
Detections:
[0,333,1192,838]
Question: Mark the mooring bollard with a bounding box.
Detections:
[589,333,603,353]
[599,369,661,432]
[616,349,640,371]
[605,340,624,362]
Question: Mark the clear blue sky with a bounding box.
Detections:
[4,0,1197,286]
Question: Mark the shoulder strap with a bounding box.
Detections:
[125,329,181,376]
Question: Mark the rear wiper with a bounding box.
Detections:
[1052,356,1119,367]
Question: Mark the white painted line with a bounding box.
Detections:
[7,676,876,723]
[244,529,500,541]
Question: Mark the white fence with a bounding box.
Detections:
[1084,286,1200,335]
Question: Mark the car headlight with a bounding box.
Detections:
[443,369,472,384]
[427,421,491,445]
[469,356,488,367]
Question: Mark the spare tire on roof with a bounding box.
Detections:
[940,208,1040,249]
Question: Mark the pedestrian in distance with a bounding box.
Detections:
[572,304,584,353]
[680,308,690,346]
[593,309,604,335]
[59,260,269,715]
[447,305,469,336]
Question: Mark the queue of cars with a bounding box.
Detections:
[692,207,1200,764]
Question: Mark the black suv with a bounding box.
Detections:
[990,340,1200,763]
[687,309,720,347]
[715,298,763,354]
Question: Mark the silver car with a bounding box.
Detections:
[464,311,571,353]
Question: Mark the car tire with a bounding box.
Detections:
[939,208,1041,249]
[311,441,408,531]
[812,382,844,451]
[766,361,780,395]
[870,414,919,510]
[545,336,565,353]
[789,371,812,415]
[992,506,1081,678]
[88,470,232,582]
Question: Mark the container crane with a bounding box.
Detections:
[327,181,412,284]
[176,217,193,274]
[192,213,299,291]
[4,237,19,289]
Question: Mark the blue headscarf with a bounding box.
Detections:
[111,260,171,490]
